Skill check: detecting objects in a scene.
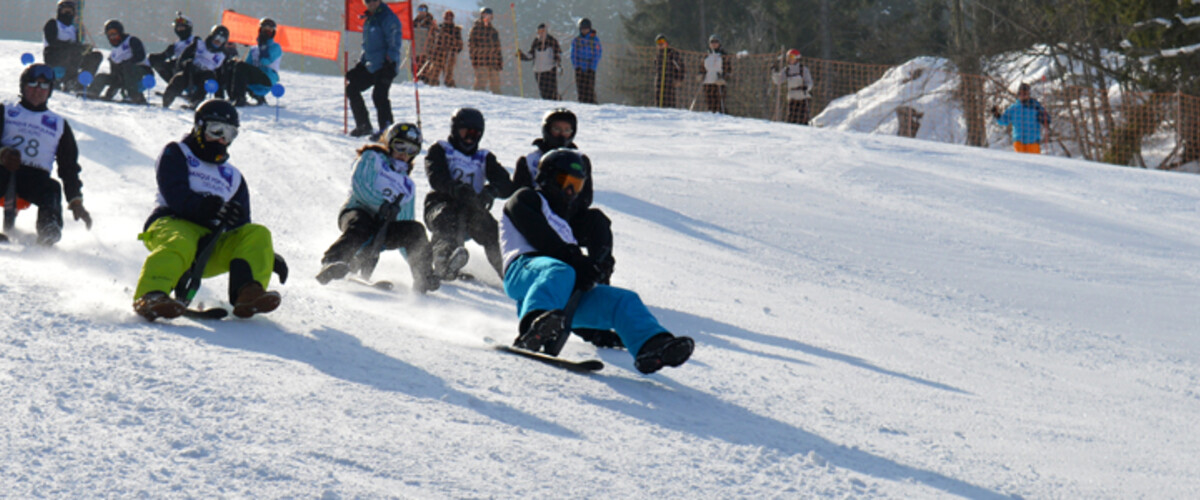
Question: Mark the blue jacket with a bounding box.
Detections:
[343,148,416,221]
[570,32,602,71]
[359,5,403,73]
[996,99,1050,144]
[247,40,282,97]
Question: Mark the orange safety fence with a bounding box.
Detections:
[221,10,341,61]
[345,0,413,40]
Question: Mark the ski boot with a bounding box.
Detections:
[134,291,186,321]
[514,310,567,353]
[232,282,281,318]
[634,333,694,374]
[316,261,351,285]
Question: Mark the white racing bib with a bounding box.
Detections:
[155,142,243,208]
[438,139,488,193]
[1,101,66,173]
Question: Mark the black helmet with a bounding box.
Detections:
[541,108,577,149]
[20,63,56,99]
[383,122,422,162]
[480,7,493,16]
[211,25,230,40]
[259,18,277,29]
[195,99,240,128]
[578,18,592,31]
[708,34,720,44]
[103,19,124,35]
[449,107,485,154]
[535,148,588,209]
[173,12,194,40]
[57,0,76,24]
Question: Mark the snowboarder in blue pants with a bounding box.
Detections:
[499,148,693,374]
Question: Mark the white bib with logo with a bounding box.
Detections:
[1,101,66,172]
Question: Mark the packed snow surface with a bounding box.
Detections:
[2,40,1199,498]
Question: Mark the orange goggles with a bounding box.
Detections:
[555,173,584,195]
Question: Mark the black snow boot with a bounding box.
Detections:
[634,333,694,374]
[514,309,567,353]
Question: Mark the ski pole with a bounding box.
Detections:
[175,223,227,306]
[3,171,16,232]
[510,3,523,98]
[356,197,402,280]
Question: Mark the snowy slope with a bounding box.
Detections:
[3,39,1200,498]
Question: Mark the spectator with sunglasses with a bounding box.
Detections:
[423,107,515,281]
[162,25,230,109]
[132,99,284,321]
[42,0,102,93]
[0,63,92,246]
[316,123,439,294]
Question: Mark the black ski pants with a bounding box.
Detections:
[423,192,503,277]
[322,208,434,276]
[44,45,102,91]
[786,98,811,125]
[88,62,151,102]
[0,167,63,237]
[575,68,596,104]
[346,61,397,132]
[230,62,273,103]
[534,70,557,100]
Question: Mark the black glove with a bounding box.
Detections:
[199,195,225,221]
[215,200,244,228]
[377,199,401,223]
[478,185,497,210]
[563,246,601,291]
[273,253,289,284]
[595,254,615,285]
[990,105,1001,119]
[451,182,476,203]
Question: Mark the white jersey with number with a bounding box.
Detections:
[500,192,577,274]
[437,139,489,193]
[109,36,149,66]
[1,100,66,173]
[191,41,226,72]
[155,142,244,207]
[44,20,77,46]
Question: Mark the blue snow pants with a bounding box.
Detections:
[503,255,666,358]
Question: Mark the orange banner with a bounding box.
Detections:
[221,10,342,61]
[345,0,413,40]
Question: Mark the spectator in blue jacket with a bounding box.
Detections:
[229,18,282,107]
[570,18,602,104]
[991,83,1051,154]
[346,0,403,137]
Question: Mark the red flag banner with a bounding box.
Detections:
[345,0,413,40]
[221,10,342,61]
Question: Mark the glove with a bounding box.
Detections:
[199,194,225,221]
[563,246,601,291]
[595,254,615,285]
[68,198,92,230]
[0,147,19,173]
[990,105,1001,119]
[451,182,476,203]
[478,185,497,210]
[377,199,401,223]
[215,200,244,228]
[273,253,289,284]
